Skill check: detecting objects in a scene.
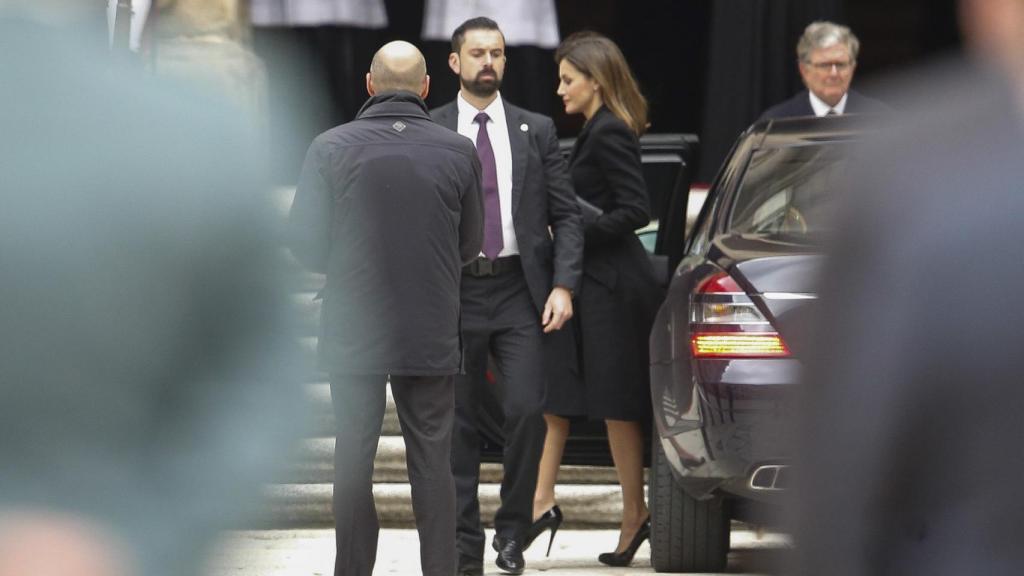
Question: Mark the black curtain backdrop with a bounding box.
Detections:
[552,0,713,138]
[252,0,958,185]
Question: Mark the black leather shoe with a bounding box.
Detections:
[456,558,483,576]
[597,517,651,567]
[491,535,525,575]
[524,505,563,557]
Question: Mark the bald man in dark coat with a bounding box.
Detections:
[289,41,483,576]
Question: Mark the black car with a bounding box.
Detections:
[647,115,867,572]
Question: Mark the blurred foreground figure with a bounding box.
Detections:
[796,1,1024,574]
[0,6,302,576]
[288,41,483,576]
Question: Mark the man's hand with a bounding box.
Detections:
[541,286,574,333]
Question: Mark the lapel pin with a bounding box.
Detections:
[520,123,529,132]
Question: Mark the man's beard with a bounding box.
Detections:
[461,70,502,98]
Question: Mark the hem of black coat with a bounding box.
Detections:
[543,411,650,423]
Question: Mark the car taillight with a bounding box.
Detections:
[689,271,791,358]
[690,333,790,357]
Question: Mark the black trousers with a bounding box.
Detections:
[330,373,455,576]
[453,269,547,563]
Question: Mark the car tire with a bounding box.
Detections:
[649,432,730,573]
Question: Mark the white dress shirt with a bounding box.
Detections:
[809,91,848,116]
[456,91,519,257]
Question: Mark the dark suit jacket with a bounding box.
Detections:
[759,88,888,120]
[795,62,1024,576]
[291,92,484,376]
[431,98,583,312]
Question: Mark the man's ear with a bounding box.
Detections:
[448,52,460,75]
[366,72,375,96]
[420,75,431,100]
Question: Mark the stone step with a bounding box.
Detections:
[287,437,624,485]
[278,250,325,295]
[289,290,321,335]
[297,337,324,383]
[260,483,636,529]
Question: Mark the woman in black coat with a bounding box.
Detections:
[528,32,661,566]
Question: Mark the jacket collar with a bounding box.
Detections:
[571,105,611,159]
[356,91,431,120]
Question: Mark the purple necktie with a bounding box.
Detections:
[474,112,504,260]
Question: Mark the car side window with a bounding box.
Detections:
[686,191,716,256]
[728,143,850,237]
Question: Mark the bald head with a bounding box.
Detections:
[368,41,428,95]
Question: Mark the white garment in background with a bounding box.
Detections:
[421,0,560,48]
[107,0,152,52]
[250,0,387,27]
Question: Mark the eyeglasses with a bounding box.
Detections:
[806,60,853,72]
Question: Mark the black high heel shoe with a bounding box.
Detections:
[597,517,651,567]
[523,505,563,557]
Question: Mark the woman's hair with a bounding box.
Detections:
[555,31,648,135]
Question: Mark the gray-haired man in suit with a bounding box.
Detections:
[760,21,887,119]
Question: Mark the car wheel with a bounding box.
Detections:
[649,432,730,572]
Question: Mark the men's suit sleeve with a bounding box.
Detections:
[539,116,584,292]
[288,138,331,273]
[459,149,485,265]
[586,122,650,247]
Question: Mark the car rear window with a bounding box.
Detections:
[728,142,851,238]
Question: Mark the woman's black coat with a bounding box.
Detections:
[546,106,661,421]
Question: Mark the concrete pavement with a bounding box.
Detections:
[203,527,791,576]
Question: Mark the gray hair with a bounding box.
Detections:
[797,21,860,63]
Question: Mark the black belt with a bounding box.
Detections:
[463,255,521,277]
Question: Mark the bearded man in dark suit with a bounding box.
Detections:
[760,21,887,119]
[430,16,583,576]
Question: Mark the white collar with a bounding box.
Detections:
[809,91,848,116]
[457,91,506,126]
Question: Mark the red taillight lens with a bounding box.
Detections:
[696,271,743,293]
[689,270,791,359]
